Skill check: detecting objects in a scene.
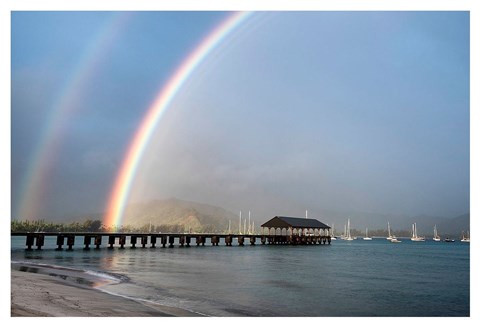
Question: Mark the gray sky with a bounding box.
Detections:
[11,11,469,224]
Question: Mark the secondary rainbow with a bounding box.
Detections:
[104,12,252,227]
[16,12,131,220]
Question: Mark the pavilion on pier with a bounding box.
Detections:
[261,216,331,236]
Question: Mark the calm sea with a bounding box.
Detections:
[10,236,470,316]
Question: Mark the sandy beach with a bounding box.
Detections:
[11,267,201,317]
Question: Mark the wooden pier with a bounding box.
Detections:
[11,232,332,250]
[12,216,333,250]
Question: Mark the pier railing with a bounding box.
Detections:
[11,232,332,250]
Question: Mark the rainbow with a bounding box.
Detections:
[104,12,252,228]
[16,12,132,220]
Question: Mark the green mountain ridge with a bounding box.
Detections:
[121,198,237,232]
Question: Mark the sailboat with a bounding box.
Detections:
[345,219,354,241]
[386,222,393,240]
[363,228,372,241]
[460,231,470,243]
[390,235,402,243]
[330,223,337,240]
[433,225,441,242]
[411,223,425,242]
[340,224,347,240]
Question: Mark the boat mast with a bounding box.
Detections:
[239,211,242,234]
[347,219,351,238]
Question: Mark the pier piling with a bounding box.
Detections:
[36,234,44,250]
[119,235,126,249]
[66,235,75,250]
[108,236,115,249]
[83,235,91,250]
[94,235,102,249]
[56,235,64,250]
[25,235,34,250]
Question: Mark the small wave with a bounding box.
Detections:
[11,260,127,285]
[95,286,210,317]
[84,270,128,283]
[12,260,85,273]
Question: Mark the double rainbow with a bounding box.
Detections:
[16,12,131,220]
[103,12,252,227]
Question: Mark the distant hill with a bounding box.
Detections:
[391,213,469,238]
[121,198,238,233]
[432,213,470,238]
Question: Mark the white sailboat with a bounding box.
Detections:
[386,222,393,240]
[345,219,354,241]
[330,223,337,240]
[460,231,470,243]
[433,225,441,242]
[363,228,372,241]
[340,224,347,240]
[390,235,402,243]
[411,223,425,242]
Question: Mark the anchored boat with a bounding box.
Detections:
[411,223,425,242]
[433,225,441,242]
[390,235,402,243]
[460,231,470,243]
[386,222,393,240]
[363,228,372,241]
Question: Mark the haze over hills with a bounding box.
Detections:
[121,198,237,233]
[32,198,469,237]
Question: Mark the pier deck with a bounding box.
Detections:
[11,232,332,250]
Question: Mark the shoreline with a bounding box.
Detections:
[11,263,201,317]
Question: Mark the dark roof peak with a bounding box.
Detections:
[261,216,330,229]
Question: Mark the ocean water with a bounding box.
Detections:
[11,236,470,316]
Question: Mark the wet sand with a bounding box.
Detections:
[11,268,201,317]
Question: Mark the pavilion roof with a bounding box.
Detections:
[261,216,330,229]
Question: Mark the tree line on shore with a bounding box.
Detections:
[11,219,223,234]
